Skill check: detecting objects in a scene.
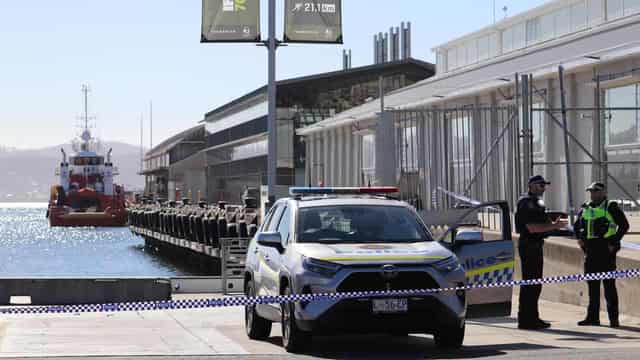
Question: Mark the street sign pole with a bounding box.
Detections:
[267,0,277,207]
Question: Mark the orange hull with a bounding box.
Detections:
[48,187,127,227]
[48,207,127,227]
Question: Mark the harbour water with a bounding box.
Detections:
[0,203,200,277]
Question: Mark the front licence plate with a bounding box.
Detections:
[372,298,408,313]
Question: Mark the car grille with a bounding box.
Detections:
[336,271,439,292]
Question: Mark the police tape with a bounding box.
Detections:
[1,268,639,315]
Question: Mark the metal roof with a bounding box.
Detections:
[298,23,640,136]
[203,58,435,121]
[145,124,205,158]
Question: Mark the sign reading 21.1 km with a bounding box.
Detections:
[284,0,343,43]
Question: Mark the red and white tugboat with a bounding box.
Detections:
[47,85,127,227]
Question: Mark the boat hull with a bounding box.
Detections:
[48,207,127,227]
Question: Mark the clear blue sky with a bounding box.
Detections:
[0,0,548,149]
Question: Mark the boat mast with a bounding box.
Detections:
[82,84,89,131]
[79,84,92,153]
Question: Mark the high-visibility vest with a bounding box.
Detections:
[581,200,618,240]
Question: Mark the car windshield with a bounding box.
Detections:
[297,205,433,243]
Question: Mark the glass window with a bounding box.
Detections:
[571,1,587,31]
[540,12,556,40]
[532,103,545,154]
[502,27,513,53]
[398,125,418,172]
[267,204,286,232]
[447,47,457,70]
[625,0,640,15]
[588,0,604,26]
[457,44,467,67]
[231,139,268,161]
[478,35,489,61]
[437,51,447,73]
[608,0,624,19]
[466,40,478,64]
[555,7,570,36]
[526,17,541,45]
[450,115,473,193]
[260,206,276,232]
[512,22,526,50]
[297,206,432,243]
[276,206,291,245]
[361,134,376,183]
[489,32,500,57]
[605,84,639,146]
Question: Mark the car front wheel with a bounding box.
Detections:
[434,321,465,349]
[281,285,311,353]
[245,281,272,340]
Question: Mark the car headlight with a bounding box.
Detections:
[302,257,342,277]
[432,256,460,272]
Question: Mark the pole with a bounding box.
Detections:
[558,66,576,223]
[493,0,496,24]
[150,101,153,149]
[267,0,278,206]
[82,85,89,130]
[379,76,385,113]
[140,115,143,173]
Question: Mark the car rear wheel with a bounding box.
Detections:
[434,321,465,349]
[281,285,311,353]
[245,281,272,340]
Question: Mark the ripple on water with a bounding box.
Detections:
[0,205,201,277]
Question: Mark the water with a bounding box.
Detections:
[0,203,200,277]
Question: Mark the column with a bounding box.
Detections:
[337,127,346,186]
[345,125,352,186]
[375,112,397,186]
[323,130,330,186]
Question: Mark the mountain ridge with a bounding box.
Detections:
[0,142,146,202]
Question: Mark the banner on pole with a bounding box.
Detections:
[284,0,343,43]
[201,0,261,42]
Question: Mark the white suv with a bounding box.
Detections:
[243,187,515,353]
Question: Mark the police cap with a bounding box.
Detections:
[586,182,606,192]
[528,175,550,186]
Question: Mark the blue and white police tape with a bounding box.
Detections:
[1,268,639,315]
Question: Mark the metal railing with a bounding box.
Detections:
[220,237,250,295]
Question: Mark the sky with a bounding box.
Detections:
[0,0,549,149]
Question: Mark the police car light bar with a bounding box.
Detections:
[289,187,399,195]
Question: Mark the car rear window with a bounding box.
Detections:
[296,205,433,243]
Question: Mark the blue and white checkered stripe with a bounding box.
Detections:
[1,269,638,315]
[468,267,514,286]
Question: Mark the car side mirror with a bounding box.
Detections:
[454,228,484,245]
[257,232,283,252]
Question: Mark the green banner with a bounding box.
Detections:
[201,0,261,42]
[284,0,343,43]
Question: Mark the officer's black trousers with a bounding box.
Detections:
[585,249,618,321]
[518,241,543,323]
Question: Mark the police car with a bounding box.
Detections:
[243,187,515,353]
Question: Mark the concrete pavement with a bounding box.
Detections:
[2,295,640,358]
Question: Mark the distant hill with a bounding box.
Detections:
[0,142,145,202]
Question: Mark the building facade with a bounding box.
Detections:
[299,0,640,218]
[202,59,435,204]
[140,125,206,201]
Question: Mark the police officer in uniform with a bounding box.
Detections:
[574,182,629,328]
[515,175,568,330]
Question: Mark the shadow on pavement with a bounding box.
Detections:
[263,334,564,359]
[468,317,518,325]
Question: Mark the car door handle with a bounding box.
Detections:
[496,254,512,261]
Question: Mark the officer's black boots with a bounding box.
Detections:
[577,318,600,326]
[518,318,551,330]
